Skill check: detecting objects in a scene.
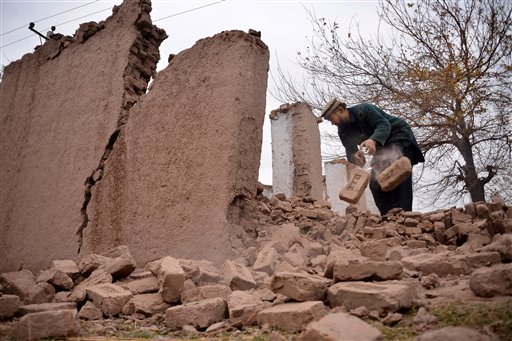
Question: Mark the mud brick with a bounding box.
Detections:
[377,156,412,192]
[339,168,370,204]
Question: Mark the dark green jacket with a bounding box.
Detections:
[338,103,424,164]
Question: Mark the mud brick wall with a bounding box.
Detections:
[82,30,270,267]
[0,0,166,272]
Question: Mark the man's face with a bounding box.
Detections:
[327,109,344,126]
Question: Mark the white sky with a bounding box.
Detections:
[0,0,381,185]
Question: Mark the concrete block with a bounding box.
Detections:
[122,293,170,316]
[119,276,159,294]
[301,312,382,341]
[271,272,332,301]
[227,290,265,325]
[257,301,327,332]
[19,302,77,316]
[327,281,416,314]
[223,260,257,291]
[333,260,402,281]
[0,294,20,320]
[165,297,227,329]
[377,156,412,192]
[469,263,512,297]
[158,256,185,303]
[253,246,279,275]
[339,168,370,204]
[86,283,133,316]
[181,284,232,304]
[15,309,78,340]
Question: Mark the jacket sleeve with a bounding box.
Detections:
[360,105,391,146]
[338,131,359,163]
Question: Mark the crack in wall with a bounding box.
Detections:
[76,0,167,253]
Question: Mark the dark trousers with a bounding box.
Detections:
[369,143,414,215]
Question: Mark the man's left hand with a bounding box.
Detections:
[360,139,377,155]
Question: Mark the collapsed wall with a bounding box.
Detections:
[0,0,166,272]
[82,30,270,267]
[270,103,323,200]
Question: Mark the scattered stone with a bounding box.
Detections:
[333,260,402,281]
[50,260,79,279]
[327,281,416,314]
[165,297,227,330]
[469,263,512,297]
[301,311,382,341]
[18,302,77,316]
[86,283,133,316]
[271,272,331,301]
[178,259,223,285]
[181,284,232,304]
[413,326,493,341]
[15,309,78,340]
[479,234,512,261]
[78,301,103,320]
[413,307,438,333]
[157,256,185,303]
[223,260,257,291]
[382,312,403,326]
[324,247,362,278]
[257,301,327,332]
[68,269,112,303]
[0,294,20,320]
[360,237,402,261]
[227,290,265,325]
[119,276,159,294]
[181,325,199,337]
[36,269,74,290]
[79,254,111,276]
[402,253,465,277]
[464,251,501,269]
[121,293,170,316]
[0,270,55,304]
[420,273,440,290]
[253,246,279,275]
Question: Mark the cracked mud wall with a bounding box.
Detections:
[83,30,270,267]
[0,0,166,272]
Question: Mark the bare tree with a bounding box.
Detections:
[273,0,512,207]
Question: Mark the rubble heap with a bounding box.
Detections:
[1,192,511,340]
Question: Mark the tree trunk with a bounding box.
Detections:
[458,139,486,202]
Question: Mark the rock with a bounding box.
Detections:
[15,309,78,340]
[119,276,159,294]
[257,301,327,332]
[401,252,465,277]
[18,302,77,316]
[181,325,199,337]
[420,273,440,290]
[78,254,111,276]
[480,234,512,261]
[86,283,133,316]
[223,260,257,290]
[324,247,362,278]
[165,297,227,329]
[253,246,279,275]
[121,293,170,316]
[158,256,185,303]
[50,260,79,279]
[68,269,112,303]
[300,312,382,341]
[413,307,438,332]
[469,263,512,297]
[0,269,55,304]
[78,301,103,320]
[327,281,416,314]
[464,251,501,269]
[227,290,265,325]
[0,294,20,320]
[283,243,307,267]
[181,284,232,304]
[36,269,74,290]
[178,259,223,285]
[360,237,402,261]
[413,326,493,341]
[129,269,154,280]
[382,312,403,326]
[333,260,402,281]
[271,272,331,301]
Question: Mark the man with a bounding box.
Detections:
[321,99,424,215]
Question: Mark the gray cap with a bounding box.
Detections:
[321,98,342,119]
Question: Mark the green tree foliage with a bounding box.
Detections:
[273,0,512,207]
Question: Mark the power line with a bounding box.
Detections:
[1,48,11,63]
[0,7,112,49]
[154,0,226,22]
[1,0,101,37]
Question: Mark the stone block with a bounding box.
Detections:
[68,269,112,303]
[158,256,185,303]
[86,283,133,316]
[178,259,223,285]
[433,222,445,242]
[283,243,307,267]
[0,294,20,320]
[19,302,77,316]
[414,326,493,341]
[227,290,265,325]
[119,276,159,294]
[401,253,465,277]
[257,301,327,332]
[78,301,103,320]
[15,309,78,340]
[377,156,412,192]
[296,207,318,219]
[36,269,74,291]
[360,237,402,261]
[50,260,79,279]
[78,254,111,276]
[405,227,422,235]
[223,260,256,290]
[253,246,279,275]
[301,312,382,341]
[327,281,416,314]
[480,234,512,261]
[476,203,490,219]
[181,284,232,304]
[165,297,227,329]
[324,247,362,278]
[0,269,55,304]
[469,263,512,297]
[339,168,370,204]
[121,293,170,316]
[464,252,501,269]
[406,240,427,249]
[271,272,331,301]
[444,225,459,240]
[334,260,402,281]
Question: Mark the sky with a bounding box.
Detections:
[0,0,381,185]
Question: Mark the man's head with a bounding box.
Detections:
[321,98,347,125]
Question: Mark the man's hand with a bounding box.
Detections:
[353,151,366,167]
[360,139,377,155]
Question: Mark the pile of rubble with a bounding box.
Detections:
[1,192,511,340]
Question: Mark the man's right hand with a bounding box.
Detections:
[353,151,366,167]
